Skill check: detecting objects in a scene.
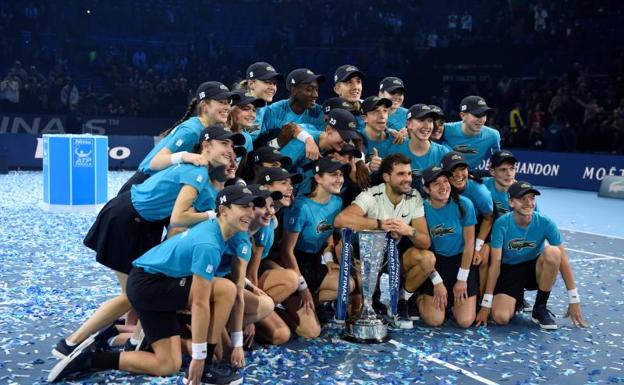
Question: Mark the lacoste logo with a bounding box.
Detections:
[453,145,478,154]
[431,224,455,237]
[508,238,536,250]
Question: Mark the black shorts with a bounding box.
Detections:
[494,258,539,309]
[296,250,328,295]
[117,170,150,195]
[83,191,167,274]
[126,268,192,344]
[419,253,479,307]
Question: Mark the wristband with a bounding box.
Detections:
[457,268,470,282]
[205,210,217,220]
[230,331,243,348]
[475,238,484,252]
[191,342,207,360]
[296,130,312,143]
[244,278,252,289]
[481,294,493,308]
[429,271,443,285]
[568,288,580,304]
[297,276,308,291]
[171,151,188,165]
[321,252,333,265]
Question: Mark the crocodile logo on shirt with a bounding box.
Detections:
[508,238,536,251]
[453,144,479,154]
[494,201,510,216]
[431,224,455,237]
[316,219,333,234]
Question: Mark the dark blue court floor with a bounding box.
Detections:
[1,171,623,385]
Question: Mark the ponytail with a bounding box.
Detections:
[450,190,465,219]
[353,160,371,190]
[159,98,198,137]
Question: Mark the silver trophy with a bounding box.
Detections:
[343,230,389,343]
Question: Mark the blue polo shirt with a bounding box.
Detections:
[253,218,278,260]
[255,99,325,145]
[133,219,227,280]
[218,231,253,277]
[491,212,562,265]
[442,121,500,169]
[392,140,450,176]
[460,179,494,218]
[283,195,343,254]
[424,195,477,256]
[387,107,408,130]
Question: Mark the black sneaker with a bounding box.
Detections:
[47,341,95,382]
[388,299,413,329]
[183,362,243,385]
[407,295,420,321]
[52,324,118,359]
[531,305,557,330]
[123,331,151,352]
[522,299,533,313]
[316,301,335,325]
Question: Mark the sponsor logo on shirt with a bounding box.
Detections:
[431,224,455,237]
[494,201,510,216]
[316,219,333,233]
[175,139,184,148]
[205,264,214,274]
[507,238,536,251]
[453,144,478,154]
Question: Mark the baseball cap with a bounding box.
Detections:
[257,167,304,185]
[422,166,450,185]
[441,151,468,172]
[429,105,446,119]
[459,95,494,116]
[490,150,517,167]
[379,77,406,94]
[508,181,541,199]
[196,81,240,102]
[334,64,364,84]
[322,97,357,114]
[215,185,266,208]
[323,143,363,159]
[327,109,359,142]
[407,104,439,120]
[246,62,283,81]
[361,96,392,114]
[247,184,283,202]
[200,125,246,146]
[286,68,325,91]
[232,90,266,108]
[252,146,292,167]
[313,156,351,175]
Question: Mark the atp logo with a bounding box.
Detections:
[431,224,455,238]
[507,238,536,251]
[73,139,93,168]
[453,144,478,154]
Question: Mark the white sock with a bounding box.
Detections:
[65,338,78,347]
[401,288,413,301]
[129,337,140,345]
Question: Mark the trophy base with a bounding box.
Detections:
[342,318,389,344]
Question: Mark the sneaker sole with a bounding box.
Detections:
[51,349,67,360]
[408,316,421,321]
[47,334,96,382]
[531,317,558,330]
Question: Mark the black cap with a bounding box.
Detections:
[361,96,392,114]
[216,185,266,207]
[459,95,494,116]
[322,97,357,114]
[257,167,304,185]
[334,64,364,84]
[246,62,283,81]
[379,77,406,94]
[286,68,325,91]
[252,146,292,168]
[232,90,266,108]
[407,104,439,120]
[247,184,283,202]
[327,109,359,142]
[196,81,240,102]
[200,125,245,146]
[422,166,450,185]
[508,181,541,199]
[441,151,468,172]
[233,146,247,158]
[490,150,517,167]
[429,105,446,119]
[313,156,351,175]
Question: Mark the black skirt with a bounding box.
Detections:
[84,191,167,274]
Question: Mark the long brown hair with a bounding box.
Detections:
[159,97,198,137]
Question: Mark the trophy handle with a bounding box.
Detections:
[335,228,353,321]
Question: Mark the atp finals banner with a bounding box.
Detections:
[474,149,624,191]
